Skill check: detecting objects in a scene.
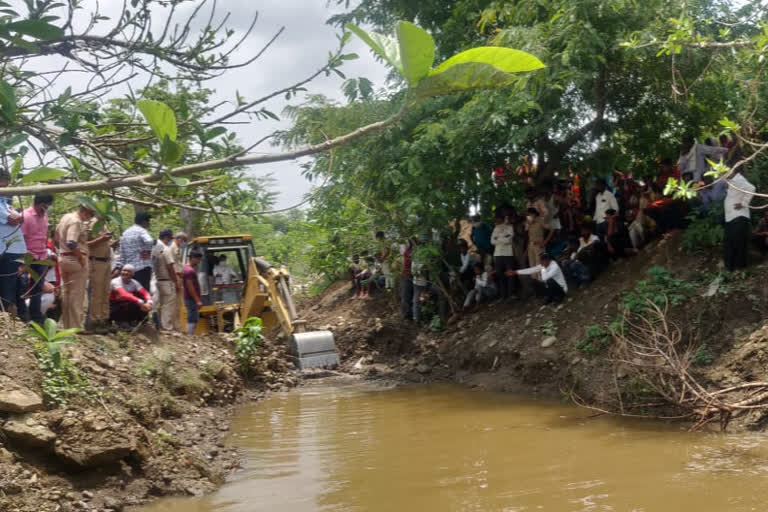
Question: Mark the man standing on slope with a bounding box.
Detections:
[56,202,97,329]
[120,212,154,290]
[724,169,756,271]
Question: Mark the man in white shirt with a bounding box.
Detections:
[490,215,516,298]
[463,262,497,310]
[506,252,567,304]
[593,180,619,235]
[213,254,239,284]
[724,171,756,270]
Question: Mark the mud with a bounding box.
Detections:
[0,322,298,511]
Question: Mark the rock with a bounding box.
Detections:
[416,363,431,374]
[0,446,14,462]
[103,497,123,511]
[82,490,94,500]
[55,442,135,468]
[1,482,22,495]
[541,336,557,348]
[3,416,56,448]
[0,388,43,414]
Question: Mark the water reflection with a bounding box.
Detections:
[137,382,768,512]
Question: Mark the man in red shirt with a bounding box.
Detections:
[109,264,153,326]
[20,195,53,324]
[183,250,204,334]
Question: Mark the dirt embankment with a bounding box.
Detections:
[0,321,298,512]
[304,232,768,430]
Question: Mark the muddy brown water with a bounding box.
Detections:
[137,381,768,512]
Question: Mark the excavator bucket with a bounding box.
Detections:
[290,330,339,370]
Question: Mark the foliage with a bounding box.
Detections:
[26,319,80,368]
[681,204,725,252]
[233,317,265,376]
[538,321,556,338]
[577,324,613,355]
[620,266,696,315]
[694,344,714,366]
[25,319,88,407]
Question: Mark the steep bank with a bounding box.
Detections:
[303,233,768,430]
[0,322,297,512]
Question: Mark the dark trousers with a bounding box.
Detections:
[533,278,566,303]
[494,255,516,298]
[110,299,149,324]
[400,277,413,319]
[0,253,22,313]
[26,263,47,324]
[133,267,152,291]
[724,217,750,271]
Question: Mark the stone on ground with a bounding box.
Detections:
[2,416,56,448]
[0,388,43,414]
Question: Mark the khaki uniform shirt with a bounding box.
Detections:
[152,242,174,281]
[527,218,546,245]
[88,221,111,259]
[56,212,90,256]
[168,242,183,274]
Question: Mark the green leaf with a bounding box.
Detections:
[395,21,435,86]
[10,155,22,183]
[52,328,81,340]
[44,318,57,341]
[205,126,227,141]
[414,47,545,97]
[0,79,16,122]
[160,136,184,165]
[26,321,48,341]
[137,99,177,142]
[1,19,64,40]
[346,23,404,78]
[20,166,67,184]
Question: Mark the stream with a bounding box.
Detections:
[136,381,768,511]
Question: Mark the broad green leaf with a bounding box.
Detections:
[0,133,26,152]
[1,20,64,40]
[205,126,227,141]
[395,21,435,86]
[414,47,545,97]
[346,23,404,78]
[20,166,67,184]
[52,328,82,340]
[170,175,190,187]
[44,318,57,341]
[160,136,184,165]
[26,321,48,340]
[137,99,177,142]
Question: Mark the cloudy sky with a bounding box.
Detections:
[29,0,389,208]
[191,0,390,208]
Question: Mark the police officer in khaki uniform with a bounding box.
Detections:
[56,203,98,329]
[153,229,178,330]
[86,221,114,331]
[168,232,187,330]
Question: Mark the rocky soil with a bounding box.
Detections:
[0,320,298,511]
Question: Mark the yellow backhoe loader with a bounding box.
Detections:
[180,234,338,369]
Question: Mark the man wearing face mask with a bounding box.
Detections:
[20,194,54,323]
[169,232,188,330]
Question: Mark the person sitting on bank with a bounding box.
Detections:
[463,262,497,310]
[109,264,153,326]
[558,237,591,288]
[506,252,568,304]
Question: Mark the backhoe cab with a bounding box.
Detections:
[181,235,297,335]
[180,235,339,370]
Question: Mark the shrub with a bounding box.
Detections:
[682,205,724,252]
[233,317,264,376]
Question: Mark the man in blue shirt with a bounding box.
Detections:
[0,168,26,316]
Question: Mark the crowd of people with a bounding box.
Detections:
[0,168,223,334]
[348,134,760,324]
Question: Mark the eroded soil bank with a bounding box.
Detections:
[302,233,768,431]
[0,322,298,512]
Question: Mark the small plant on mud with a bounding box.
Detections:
[576,324,613,354]
[25,319,89,407]
[621,266,695,314]
[693,344,714,366]
[233,317,264,376]
[538,321,557,337]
